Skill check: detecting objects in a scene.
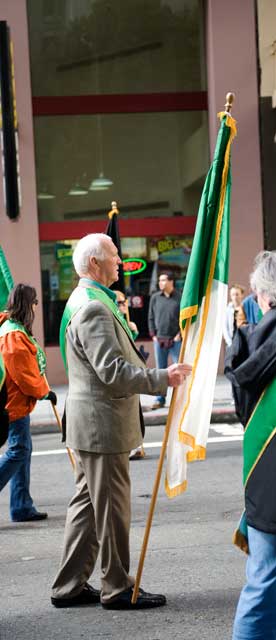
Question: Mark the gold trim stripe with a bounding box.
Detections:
[232,528,249,555]
[179,431,195,448]
[165,476,187,498]
[244,389,265,433]
[187,445,206,462]
[165,444,206,497]
[244,425,276,488]
[179,305,198,324]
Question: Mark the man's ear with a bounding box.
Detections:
[90,256,98,268]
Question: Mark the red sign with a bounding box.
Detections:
[131,295,144,309]
[122,258,147,275]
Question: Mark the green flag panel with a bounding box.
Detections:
[0,246,14,311]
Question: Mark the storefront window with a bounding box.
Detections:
[41,235,192,344]
[35,111,209,223]
[27,0,207,345]
[27,0,206,96]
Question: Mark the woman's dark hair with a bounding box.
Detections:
[7,284,37,334]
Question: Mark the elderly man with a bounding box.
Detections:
[51,233,191,610]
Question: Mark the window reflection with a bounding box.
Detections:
[41,236,192,344]
[35,111,209,223]
[27,0,205,96]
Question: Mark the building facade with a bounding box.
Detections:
[0,0,265,382]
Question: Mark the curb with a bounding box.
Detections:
[210,409,239,424]
[30,406,239,435]
[142,408,239,426]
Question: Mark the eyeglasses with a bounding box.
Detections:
[118,299,126,305]
[33,299,39,306]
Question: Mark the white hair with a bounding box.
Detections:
[250,250,276,307]
[73,233,112,276]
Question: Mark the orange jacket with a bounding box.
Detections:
[0,313,49,422]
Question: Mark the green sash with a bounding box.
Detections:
[0,319,47,375]
[233,378,276,553]
[0,352,5,390]
[59,285,134,371]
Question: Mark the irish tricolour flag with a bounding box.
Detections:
[165,113,237,497]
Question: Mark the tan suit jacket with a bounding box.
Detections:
[65,297,168,453]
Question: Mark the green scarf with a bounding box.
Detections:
[0,352,5,390]
[0,319,47,375]
[59,285,134,371]
[233,378,276,554]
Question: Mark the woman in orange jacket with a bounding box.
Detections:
[0,284,56,522]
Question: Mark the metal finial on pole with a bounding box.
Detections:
[225,92,235,113]
[108,201,119,219]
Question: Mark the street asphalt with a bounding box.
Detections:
[0,426,245,640]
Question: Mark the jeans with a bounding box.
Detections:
[153,339,181,404]
[0,415,37,521]
[232,525,276,640]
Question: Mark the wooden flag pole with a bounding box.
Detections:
[131,317,191,603]
[44,375,75,470]
[51,402,76,470]
[125,297,131,325]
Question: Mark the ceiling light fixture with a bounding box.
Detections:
[89,172,113,191]
[37,186,55,200]
[68,182,88,196]
[89,78,113,191]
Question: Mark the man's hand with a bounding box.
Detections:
[45,390,57,405]
[167,363,192,387]
[173,333,181,342]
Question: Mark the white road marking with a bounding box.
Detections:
[210,423,243,436]
[25,433,243,458]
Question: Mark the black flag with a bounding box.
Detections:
[105,201,125,294]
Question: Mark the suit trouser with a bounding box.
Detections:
[52,449,134,603]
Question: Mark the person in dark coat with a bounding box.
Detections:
[225,251,276,640]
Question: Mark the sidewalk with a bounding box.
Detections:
[30,374,237,435]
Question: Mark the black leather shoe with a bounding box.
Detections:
[12,511,48,522]
[51,583,101,608]
[151,401,165,410]
[102,587,166,610]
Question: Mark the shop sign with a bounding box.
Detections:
[157,238,192,254]
[55,243,74,300]
[56,247,73,259]
[122,258,147,275]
